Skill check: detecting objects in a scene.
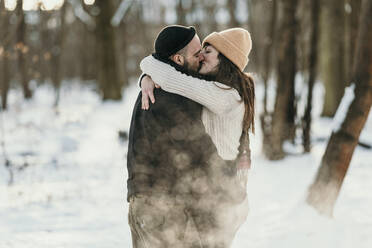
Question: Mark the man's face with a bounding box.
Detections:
[176,35,203,72]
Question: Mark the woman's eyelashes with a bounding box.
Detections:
[201,51,209,56]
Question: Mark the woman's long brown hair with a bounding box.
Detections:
[213,52,255,154]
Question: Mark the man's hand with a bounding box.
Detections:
[141,76,160,110]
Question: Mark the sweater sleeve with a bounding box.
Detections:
[140,55,240,115]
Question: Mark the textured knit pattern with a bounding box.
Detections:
[140,55,245,160]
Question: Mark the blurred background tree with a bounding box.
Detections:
[307,0,372,216]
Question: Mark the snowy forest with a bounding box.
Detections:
[1,0,371,247]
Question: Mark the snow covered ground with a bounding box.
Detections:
[0,80,371,248]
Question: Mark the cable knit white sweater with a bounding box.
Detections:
[140,55,244,160]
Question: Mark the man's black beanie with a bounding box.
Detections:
[154,25,196,59]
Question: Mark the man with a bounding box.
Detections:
[127,25,228,248]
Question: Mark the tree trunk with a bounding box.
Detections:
[0,1,10,110]
[95,0,121,100]
[247,0,263,73]
[39,10,52,82]
[176,0,186,25]
[118,21,129,87]
[204,1,217,35]
[1,53,10,110]
[302,0,320,153]
[80,22,89,80]
[266,0,298,160]
[79,21,96,81]
[51,2,67,107]
[307,0,372,216]
[190,0,203,36]
[227,0,239,27]
[260,0,277,157]
[344,0,361,85]
[320,0,346,117]
[16,0,32,99]
[262,0,276,114]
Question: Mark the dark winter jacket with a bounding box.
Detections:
[126,57,244,203]
[127,87,217,200]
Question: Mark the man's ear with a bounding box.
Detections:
[170,54,184,66]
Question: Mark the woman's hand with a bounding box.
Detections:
[141,75,160,110]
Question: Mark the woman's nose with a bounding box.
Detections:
[198,53,204,62]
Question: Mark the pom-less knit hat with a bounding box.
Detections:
[202,28,252,71]
[154,25,196,59]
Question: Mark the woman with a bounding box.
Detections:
[140,28,255,247]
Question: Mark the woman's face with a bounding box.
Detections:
[199,45,219,75]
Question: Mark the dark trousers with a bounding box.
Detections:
[128,194,249,248]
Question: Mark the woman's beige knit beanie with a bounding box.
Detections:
[202,28,252,72]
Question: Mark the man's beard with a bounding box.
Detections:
[183,60,199,74]
[183,60,193,73]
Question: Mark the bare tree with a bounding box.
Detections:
[176,0,187,25]
[319,0,347,117]
[191,0,202,36]
[261,0,277,115]
[260,0,277,156]
[16,0,32,99]
[95,0,121,100]
[260,0,277,158]
[247,0,264,73]
[344,0,361,85]
[227,0,239,27]
[72,0,97,81]
[203,0,217,35]
[0,51,10,110]
[264,0,298,160]
[51,2,67,106]
[0,1,11,110]
[307,0,372,216]
[39,9,53,82]
[302,0,320,152]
